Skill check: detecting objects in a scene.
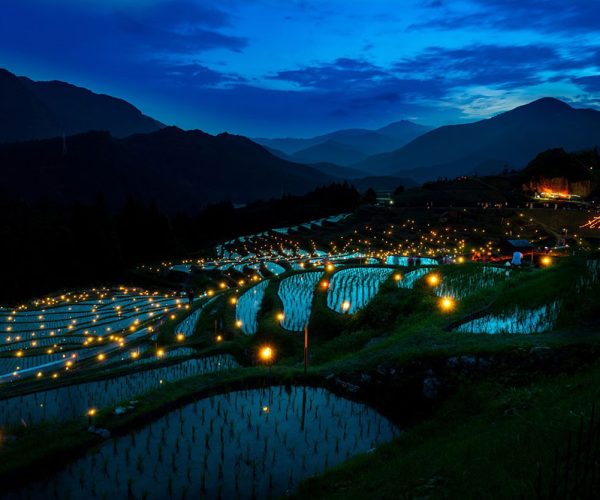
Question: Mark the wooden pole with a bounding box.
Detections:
[304,325,308,375]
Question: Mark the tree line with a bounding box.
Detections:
[0,182,360,303]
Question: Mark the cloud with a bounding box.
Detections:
[117,17,247,54]
[157,62,247,87]
[572,75,600,93]
[411,0,600,35]
[268,58,389,90]
[113,1,247,54]
[394,44,595,89]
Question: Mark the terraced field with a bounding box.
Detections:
[278,272,323,331]
[327,267,394,313]
[235,280,269,334]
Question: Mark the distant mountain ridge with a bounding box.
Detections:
[0,68,163,143]
[0,127,334,212]
[254,120,431,165]
[356,98,600,181]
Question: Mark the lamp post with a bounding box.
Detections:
[304,325,308,375]
[87,408,96,426]
[260,345,273,375]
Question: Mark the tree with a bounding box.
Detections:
[393,185,405,197]
[364,187,377,205]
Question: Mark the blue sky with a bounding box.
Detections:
[1,0,599,136]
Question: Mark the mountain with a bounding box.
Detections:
[0,127,334,212]
[0,68,163,143]
[290,139,369,165]
[254,120,431,162]
[356,98,600,181]
[308,162,368,179]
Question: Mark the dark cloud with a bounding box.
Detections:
[269,58,389,89]
[394,44,594,89]
[412,0,600,35]
[119,0,231,29]
[114,1,247,54]
[572,75,600,93]
[158,63,247,87]
[116,16,247,54]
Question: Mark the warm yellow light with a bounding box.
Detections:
[439,296,456,312]
[216,334,223,342]
[341,301,351,312]
[427,274,440,286]
[320,280,329,289]
[156,348,165,357]
[176,333,185,342]
[276,312,285,321]
[326,263,335,272]
[87,408,97,417]
[97,353,106,361]
[260,346,273,362]
[131,351,140,359]
[230,297,237,305]
[457,256,465,264]
[393,273,402,282]
[236,320,243,328]
[541,256,552,266]
[219,282,227,289]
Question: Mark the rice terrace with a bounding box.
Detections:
[2,1,600,498]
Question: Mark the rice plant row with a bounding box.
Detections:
[235,281,269,335]
[398,267,434,289]
[327,267,394,314]
[278,272,323,331]
[386,255,438,266]
[7,385,396,499]
[0,354,239,427]
[434,266,507,299]
[455,302,560,334]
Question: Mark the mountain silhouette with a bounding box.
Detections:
[0,68,162,143]
[290,139,369,165]
[254,120,431,162]
[356,98,600,181]
[0,127,334,212]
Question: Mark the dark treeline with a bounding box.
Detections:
[0,182,360,303]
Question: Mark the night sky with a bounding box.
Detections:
[2,0,599,137]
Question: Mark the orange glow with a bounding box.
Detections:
[260,346,273,362]
[439,296,456,312]
[427,274,440,286]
